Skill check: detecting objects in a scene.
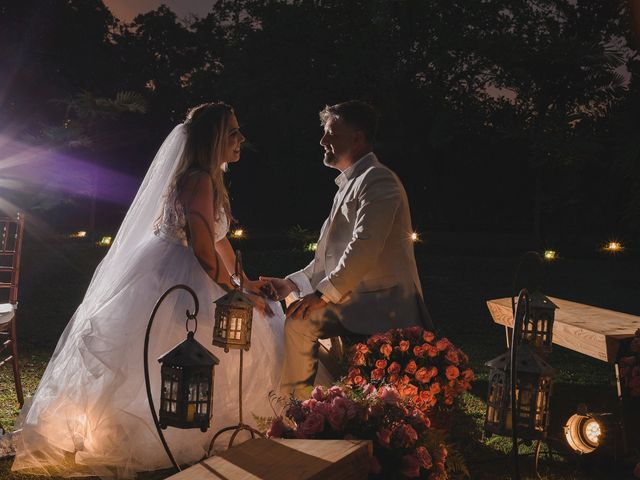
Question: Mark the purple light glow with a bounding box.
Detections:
[0,135,140,206]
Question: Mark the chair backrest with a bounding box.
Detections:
[0,212,25,305]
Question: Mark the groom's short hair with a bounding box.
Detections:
[320,101,378,144]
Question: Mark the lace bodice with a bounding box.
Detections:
[154,190,229,246]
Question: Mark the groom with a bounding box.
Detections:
[262,100,433,398]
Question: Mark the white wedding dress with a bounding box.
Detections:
[12,125,285,478]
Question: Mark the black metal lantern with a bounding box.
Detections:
[213,252,253,352]
[485,344,555,440]
[519,291,557,353]
[158,331,219,432]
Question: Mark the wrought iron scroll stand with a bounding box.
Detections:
[144,284,201,472]
[207,252,264,457]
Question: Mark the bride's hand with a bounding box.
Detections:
[243,279,277,298]
[244,290,275,317]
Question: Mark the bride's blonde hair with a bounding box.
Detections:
[170,102,234,222]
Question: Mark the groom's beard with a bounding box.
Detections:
[323,151,337,167]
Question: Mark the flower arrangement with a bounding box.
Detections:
[266,327,473,479]
[346,326,474,413]
[619,329,640,398]
[268,383,453,479]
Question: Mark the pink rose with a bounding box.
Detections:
[327,405,346,431]
[446,365,460,380]
[462,368,475,381]
[397,423,418,446]
[361,383,377,398]
[352,351,366,366]
[400,384,419,399]
[415,367,437,383]
[378,385,402,405]
[311,386,326,401]
[353,375,365,385]
[427,346,439,358]
[416,446,433,469]
[436,338,451,351]
[298,412,325,437]
[301,398,317,411]
[405,360,418,374]
[266,416,287,438]
[445,348,461,364]
[413,345,425,358]
[388,362,402,374]
[430,381,441,394]
[398,340,410,352]
[327,385,344,398]
[400,453,421,478]
[355,342,370,354]
[380,343,393,357]
[423,330,435,343]
[375,359,388,369]
[377,427,392,447]
[371,368,385,381]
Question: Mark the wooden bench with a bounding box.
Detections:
[486,296,639,363]
[167,438,372,480]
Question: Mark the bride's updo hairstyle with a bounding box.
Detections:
[171,101,234,222]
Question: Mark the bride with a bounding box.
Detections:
[12,102,285,478]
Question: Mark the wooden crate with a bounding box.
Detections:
[167,438,372,480]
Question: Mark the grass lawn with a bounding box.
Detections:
[1,231,639,479]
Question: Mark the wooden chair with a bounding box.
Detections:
[0,212,25,406]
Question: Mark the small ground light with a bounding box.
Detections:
[543,250,557,261]
[98,236,112,246]
[564,413,605,454]
[411,232,420,242]
[230,228,244,239]
[305,242,318,252]
[604,241,623,253]
[70,231,87,238]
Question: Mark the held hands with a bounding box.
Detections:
[258,276,297,302]
[238,278,276,317]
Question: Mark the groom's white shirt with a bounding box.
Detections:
[285,152,426,334]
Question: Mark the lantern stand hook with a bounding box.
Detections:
[144,284,200,472]
[206,251,264,456]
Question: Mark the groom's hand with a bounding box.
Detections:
[286,294,326,321]
[258,276,297,301]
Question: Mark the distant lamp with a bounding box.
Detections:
[213,252,253,352]
[305,242,318,252]
[411,232,420,242]
[98,236,112,246]
[485,344,555,440]
[603,241,623,253]
[564,406,617,454]
[543,250,557,261]
[70,231,87,238]
[230,228,244,239]
[520,291,557,353]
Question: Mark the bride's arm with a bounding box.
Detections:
[215,236,243,282]
[180,172,234,290]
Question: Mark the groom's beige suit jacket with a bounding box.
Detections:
[286,152,429,335]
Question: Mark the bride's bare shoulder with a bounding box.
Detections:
[178,170,213,207]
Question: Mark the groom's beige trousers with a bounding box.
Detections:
[279,304,351,399]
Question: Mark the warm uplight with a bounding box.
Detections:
[97,236,112,246]
[584,419,602,444]
[543,250,557,261]
[564,413,604,454]
[70,231,87,238]
[305,242,318,252]
[231,229,244,239]
[604,241,623,253]
[410,232,420,242]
